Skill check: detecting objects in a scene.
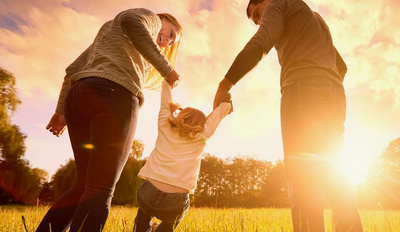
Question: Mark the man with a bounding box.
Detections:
[213,0,363,231]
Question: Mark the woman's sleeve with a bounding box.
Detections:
[55,45,92,114]
[117,8,174,77]
[158,80,173,126]
[202,102,231,139]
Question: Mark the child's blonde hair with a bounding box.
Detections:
[145,13,182,90]
[167,102,207,139]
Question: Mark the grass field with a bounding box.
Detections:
[1,205,400,231]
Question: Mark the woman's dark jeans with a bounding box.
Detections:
[36,77,139,232]
[281,78,363,232]
[133,180,190,232]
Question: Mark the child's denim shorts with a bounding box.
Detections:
[137,180,190,224]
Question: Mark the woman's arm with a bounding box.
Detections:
[117,8,174,78]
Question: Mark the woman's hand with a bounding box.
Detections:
[46,112,67,137]
[165,69,180,89]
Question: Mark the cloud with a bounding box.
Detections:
[0,0,100,99]
[2,0,400,175]
[306,0,400,103]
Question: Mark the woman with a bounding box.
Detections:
[37,8,182,232]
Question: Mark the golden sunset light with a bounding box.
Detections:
[1,0,399,197]
[338,150,372,186]
[1,0,400,231]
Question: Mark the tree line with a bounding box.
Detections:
[1,66,399,209]
[0,67,48,204]
[38,140,400,210]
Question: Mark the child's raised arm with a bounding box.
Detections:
[202,96,232,139]
[158,79,173,126]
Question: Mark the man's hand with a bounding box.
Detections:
[213,78,233,110]
[165,69,180,89]
[46,112,67,137]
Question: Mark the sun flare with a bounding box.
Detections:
[337,150,372,186]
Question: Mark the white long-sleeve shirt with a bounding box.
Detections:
[138,80,231,193]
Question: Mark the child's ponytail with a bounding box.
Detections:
[169,102,182,115]
[167,102,207,139]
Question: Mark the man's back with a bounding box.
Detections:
[251,0,343,87]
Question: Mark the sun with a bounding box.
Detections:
[337,149,372,186]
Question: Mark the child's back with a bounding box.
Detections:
[138,80,231,193]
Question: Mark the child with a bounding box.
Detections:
[133,79,232,232]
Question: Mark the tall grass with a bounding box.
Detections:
[1,205,399,231]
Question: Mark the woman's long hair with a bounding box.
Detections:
[144,13,182,90]
[167,102,207,139]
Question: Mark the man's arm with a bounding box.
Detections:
[213,44,263,110]
[214,0,285,109]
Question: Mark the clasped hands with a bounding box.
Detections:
[166,72,233,114]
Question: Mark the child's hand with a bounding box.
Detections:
[222,93,233,115]
[222,92,231,103]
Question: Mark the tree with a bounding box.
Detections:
[261,160,290,207]
[113,140,146,205]
[355,137,400,209]
[0,125,26,162]
[38,181,55,203]
[0,158,47,204]
[193,154,289,208]
[0,67,46,204]
[194,153,226,207]
[51,140,147,204]
[52,159,77,200]
[0,67,21,133]
[112,157,146,205]
[0,67,23,161]
[130,139,144,159]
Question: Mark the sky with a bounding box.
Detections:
[1,0,399,181]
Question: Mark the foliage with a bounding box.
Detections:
[194,153,289,208]
[0,159,48,204]
[112,157,146,205]
[38,181,55,203]
[0,67,47,205]
[130,139,144,159]
[51,140,147,205]
[355,137,400,210]
[0,67,21,133]
[52,159,77,200]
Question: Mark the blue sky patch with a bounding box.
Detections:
[61,1,79,12]
[0,12,28,34]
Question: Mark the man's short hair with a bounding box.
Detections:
[246,0,265,18]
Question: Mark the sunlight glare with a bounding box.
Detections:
[337,149,372,186]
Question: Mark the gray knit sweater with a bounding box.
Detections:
[225,0,347,88]
[55,8,174,113]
